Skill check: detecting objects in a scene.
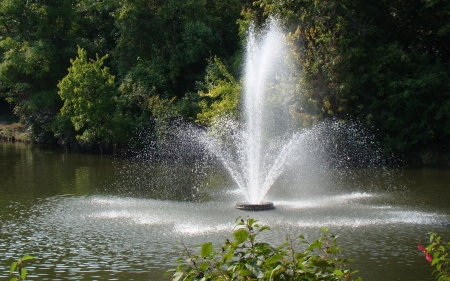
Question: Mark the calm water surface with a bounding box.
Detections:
[1,141,450,280]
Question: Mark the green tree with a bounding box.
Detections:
[196,57,241,125]
[73,0,118,56]
[0,37,55,121]
[0,0,78,139]
[57,47,130,151]
[0,0,120,142]
[247,0,450,162]
[112,0,242,100]
[253,0,365,117]
[359,44,450,157]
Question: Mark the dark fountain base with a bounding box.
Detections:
[235,202,275,211]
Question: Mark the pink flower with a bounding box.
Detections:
[418,245,432,262]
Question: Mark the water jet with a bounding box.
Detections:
[193,19,393,211]
[198,20,296,208]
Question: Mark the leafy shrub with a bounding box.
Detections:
[196,57,240,126]
[168,217,361,281]
[9,255,34,281]
[419,233,450,281]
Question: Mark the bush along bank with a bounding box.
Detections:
[167,217,362,281]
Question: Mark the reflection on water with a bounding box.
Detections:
[1,141,450,281]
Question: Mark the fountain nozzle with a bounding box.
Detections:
[235,202,275,211]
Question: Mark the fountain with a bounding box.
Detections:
[197,20,298,210]
[119,20,387,211]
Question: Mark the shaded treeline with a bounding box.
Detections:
[0,0,449,164]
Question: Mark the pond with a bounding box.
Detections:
[1,141,449,280]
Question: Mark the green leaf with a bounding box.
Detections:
[264,254,284,265]
[21,255,34,261]
[201,242,213,258]
[199,262,209,271]
[20,268,27,280]
[233,229,248,243]
[238,269,253,276]
[269,265,284,280]
[10,278,17,281]
[295,252,308,260]
[312,260,331,268]
[432,258,440,266]
[173,271,184,281]
[259,226,271,232]
[308,240,322,250]
[9,262,17,275]
[224,249,234,262]
[334,269,344,276]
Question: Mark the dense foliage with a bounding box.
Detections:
[57,46,131,150]
[168,217,361,281]
[0,0,449,163]
[419,233,450,281]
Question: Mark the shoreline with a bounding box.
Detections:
[2,120,450,167]
[0,120,32,142]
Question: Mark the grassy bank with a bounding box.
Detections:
[0,120,32,142]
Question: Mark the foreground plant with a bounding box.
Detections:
[168,217,361,281]
[10,255,34,281]
[419,233,450,281]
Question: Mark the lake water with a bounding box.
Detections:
[1,141,449,280]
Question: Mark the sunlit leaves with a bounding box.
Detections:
[196,57,241,125]
[58,46,115,129]
[422,233,450,281]
[0,38,51,81]
[168,217,361,281]
[233,228,249,244]
[9,255,34,281]
[201,242,213,258]
[57,46,130,148]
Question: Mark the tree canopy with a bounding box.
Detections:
[0,0,449,164]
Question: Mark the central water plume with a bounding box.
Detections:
[199,21,297,205]
[243,21,291,204]
[197,20,387,206]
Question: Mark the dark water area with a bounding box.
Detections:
[1,141,450,280]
